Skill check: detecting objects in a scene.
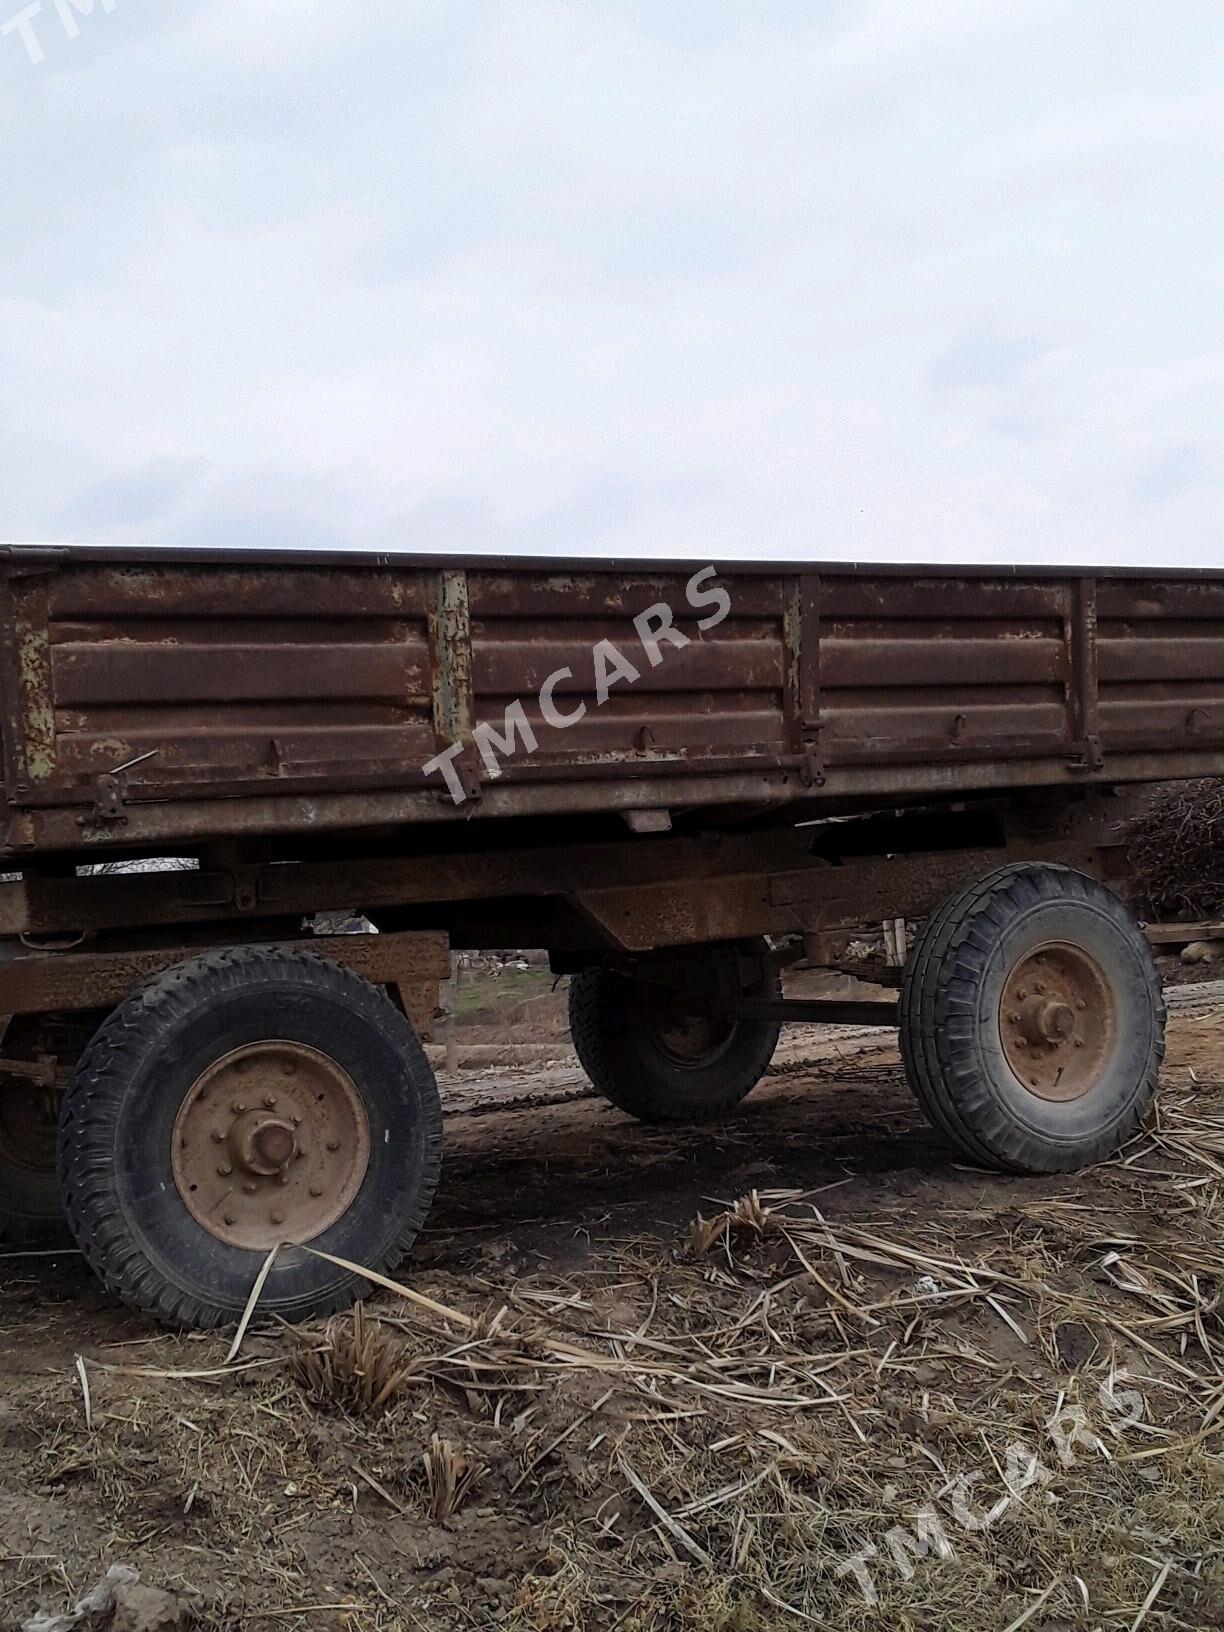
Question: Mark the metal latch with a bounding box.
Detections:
[78,749,161,827]
[433,745,483,805]
[1068,735,1105,773]
[800,746,826,789]
[456,752,483,803]
[94,773,126,821]
[77,773,127,827]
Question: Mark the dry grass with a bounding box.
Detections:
[421,1434,484,1523]
[287,1303,423,1417]
[1128,778,1224,921]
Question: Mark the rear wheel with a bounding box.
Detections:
[0,1069,62,1245]
[569,939,781,1124]
[58,948,443,1329]
[0,1011,108,1245]
[900,864,1165,1173]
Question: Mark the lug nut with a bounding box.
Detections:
[244,1182,257,1195]
[309,1185,324,1198]
[217,1163,233,1177]
[232,1100,246,1114]
[271,1211,285,1226]
[327,1140,341,1152]
[263,1094,278,1109]
[211,1131,224,1144]
[223,1213,235,1226]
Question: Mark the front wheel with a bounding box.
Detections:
[58,948,443,1329]
[901,864,1165,1173]
[569,939,782,1124]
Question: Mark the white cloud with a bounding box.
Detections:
[1,0,1221,566]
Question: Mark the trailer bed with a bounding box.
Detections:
[2,548,1223,856]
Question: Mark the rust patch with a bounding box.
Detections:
[12,582,56,784]
[428,568,474,749]
[0,932,448,1039]
[999,941,1116,1102]
[171,1039,370,1250]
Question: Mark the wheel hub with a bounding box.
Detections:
[1018,997,1075,1046]
[999,943,1115,1103]
[228,1110,298,1175]
[642,987,738,1068]
[171,1041,371,1250]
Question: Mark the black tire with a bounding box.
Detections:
[569,939,781,1124]
[900,864,1165,1173]
[0,1083,63,1246]
[0,1011,108,1246]
[57,948,443,1329]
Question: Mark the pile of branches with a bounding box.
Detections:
[1128,778,1224,920]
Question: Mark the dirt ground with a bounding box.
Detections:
[1,996,1222,1632]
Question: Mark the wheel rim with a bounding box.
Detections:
[640,985,738,1069]
[0,1078,58,1179]
[172,1041,371,1250]
[999,942,1116,1103]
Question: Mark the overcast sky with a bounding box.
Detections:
[2,1,1220,567]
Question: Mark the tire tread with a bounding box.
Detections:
[58,945,443,1329]
[900,865,1165,1173]
[569,940,781,1125]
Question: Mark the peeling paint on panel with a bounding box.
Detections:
[13,587,56,783]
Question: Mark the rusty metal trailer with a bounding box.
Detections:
[1,546,1221,1328]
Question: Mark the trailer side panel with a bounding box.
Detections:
[2,556,1223,854]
